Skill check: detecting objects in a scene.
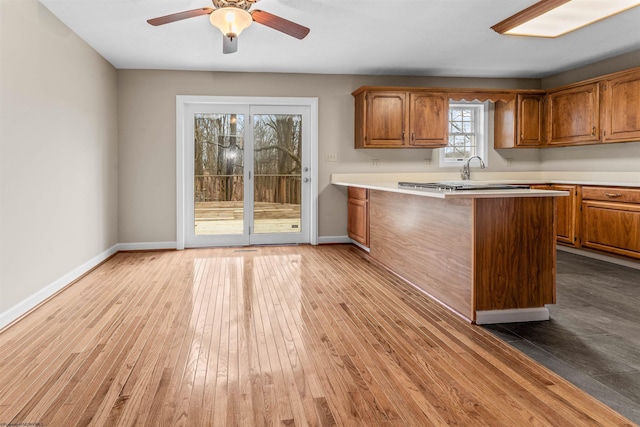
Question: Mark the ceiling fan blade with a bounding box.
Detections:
[147,8,214,26]
[223,36,238,54]
[250,10,310,39]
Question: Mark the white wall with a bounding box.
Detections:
[117,70,540,242]
[539,142,640,172]
[0,0,119,321]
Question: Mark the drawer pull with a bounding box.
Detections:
[605,193,622,198]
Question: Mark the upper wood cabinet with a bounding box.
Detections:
[408,92,449,146]
[519,95,546,146]
[356,91,406,147]
[355,67,640,150]
[495,94,545,148]
[353,88,448,148]
[547,82,600,146]
[600,69,640,143]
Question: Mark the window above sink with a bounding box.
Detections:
[439,101,489,168]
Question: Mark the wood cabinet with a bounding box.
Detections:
[532,184,578,246]
[581,186,640,260]
[353,88,448,148]
[547,82,600,146]
[600,69,640,143]
[355,91,406,147]
[495,94,546,148]
[408,92,449,146]
[347,187,369,247]
[355,67,640,150]
[529,183,640,260]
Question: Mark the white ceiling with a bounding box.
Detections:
[38,0,640,78]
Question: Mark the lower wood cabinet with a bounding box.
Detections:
[518,184,640,260]
[347,187,369,247]
[532,184,579,246]
[581,186,640,260]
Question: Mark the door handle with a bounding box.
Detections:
[303,178,310,183]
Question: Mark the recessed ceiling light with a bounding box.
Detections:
[491,0,640,38]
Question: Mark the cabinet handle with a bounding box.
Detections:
[605,193,622,198]
[402,130,405,141]
[411,132,415,141]
[591,126,596,136]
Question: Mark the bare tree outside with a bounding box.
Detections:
[253,114,302,206]
[193,113,302,235]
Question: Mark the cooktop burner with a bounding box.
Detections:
[397,182,530,191]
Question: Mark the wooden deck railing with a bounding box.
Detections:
[195,174,301,204]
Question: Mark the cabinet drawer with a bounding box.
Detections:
[581,186,640,203]
[348,187,369,201]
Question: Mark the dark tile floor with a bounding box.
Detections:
[484,250,640,425]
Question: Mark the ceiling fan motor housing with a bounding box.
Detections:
[212,0,259,11]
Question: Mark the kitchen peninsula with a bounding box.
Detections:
[333,176,568,324]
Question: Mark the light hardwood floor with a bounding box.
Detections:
[0,245,634,426]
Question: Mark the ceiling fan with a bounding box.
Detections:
[147,0,310,54]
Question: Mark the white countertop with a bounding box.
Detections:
[331,171,640,188]
[331,171,639,199]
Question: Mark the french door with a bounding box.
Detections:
[179,97,316,248]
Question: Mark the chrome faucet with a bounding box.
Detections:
[461,155,486,180]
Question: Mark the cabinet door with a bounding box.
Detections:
[582,201,640,260]
[347,188,369,246]
[364,92,407,147]
[408,92,448,147]
[517,94,545,146]
[547,83,600,145]
[601,70,640,143]
[531,184,577,246]
[550,184,577,246]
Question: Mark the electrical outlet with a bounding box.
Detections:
[325,153,338,162]
[372,159,379,168]
[424,159,431,166]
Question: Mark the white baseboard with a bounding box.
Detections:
[117,241,178,251]
[351,240,370,252]
[476,307,550,325]
[0,244,119,331]
[317,235,352,244]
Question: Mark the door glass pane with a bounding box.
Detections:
[253,114,302,234]
[194,113,244,235]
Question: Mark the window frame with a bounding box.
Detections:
[439,101,489,168]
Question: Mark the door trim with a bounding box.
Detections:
[176,95,318,250]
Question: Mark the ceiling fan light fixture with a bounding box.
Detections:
[491,0,640,37]
[210,7,253,38]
